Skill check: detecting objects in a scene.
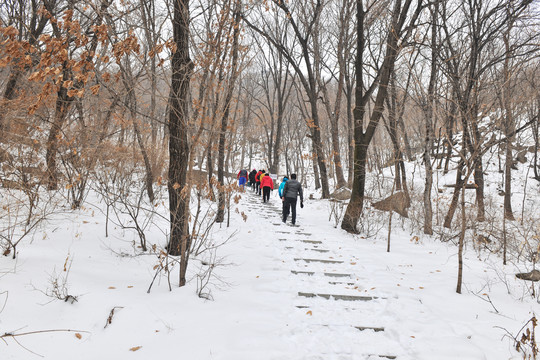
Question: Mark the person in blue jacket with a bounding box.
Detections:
[278,176,288,217]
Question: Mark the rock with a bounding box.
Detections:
[371,191,411,218]
[516,269,540,282]
[330,187,351,201]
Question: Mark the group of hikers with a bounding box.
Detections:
[237,168,304,225]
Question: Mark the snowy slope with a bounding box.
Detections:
[1,183,538,359]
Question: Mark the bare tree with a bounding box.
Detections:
[342,0,425,233]
[167,0,192,288]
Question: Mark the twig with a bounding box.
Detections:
[104,306,124,328]
[1,328,89,339]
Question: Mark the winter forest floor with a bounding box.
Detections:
[1,178,539,360]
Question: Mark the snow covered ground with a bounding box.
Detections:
[1,178,539,359]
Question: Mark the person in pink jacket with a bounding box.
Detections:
[260,173,274,203]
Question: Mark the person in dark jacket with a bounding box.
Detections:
[281,173,303,225]
[249,169,257,190]
[261,172,274,203]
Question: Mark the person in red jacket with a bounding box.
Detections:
[260,172,274,203]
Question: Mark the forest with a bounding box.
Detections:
[1,0,540,358]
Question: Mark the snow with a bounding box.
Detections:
[1,179,539,359]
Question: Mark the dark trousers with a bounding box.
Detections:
[283,197,297,224]
[256,182,260,194]
[263,186,271,202]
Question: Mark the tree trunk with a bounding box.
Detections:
[216,5,241,223]
[456,183,465,294]
[131,101,155,203]
[444,159,464,229]
[423,1,438,235]
[502,25,515,220]
[167,0,192,289]
[46,77,72,190]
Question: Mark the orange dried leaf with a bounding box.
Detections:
[108,286,116,289]
[172,182,181,190]
[90,84,100,94]
[75,333,82,339]
[129,346,142,352]
[306,310,312,316]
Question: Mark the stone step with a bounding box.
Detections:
[298,292,377,301]
[354,326,385,332]
[302,240,323,244]
[290,270,352,278]
[283,247,330,253]
[328,281,356,285]
[309,248,329,253]
[294,258,343,264]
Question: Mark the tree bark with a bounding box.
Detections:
[216,3,241,223]
[167,0,192,289]
[423,0,438,235]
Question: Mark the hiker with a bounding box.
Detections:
[278,175,289,216]
[282,173,303,225]
[255,170,263,194]
[237,168,248,190]
[261,172,274,203]
[249,169,257,190]
[256,170,266,195]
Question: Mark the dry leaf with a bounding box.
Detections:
[129,346,142,352]
[127,286,134,288]
[108,286,116,289]
[306,310,312,316]
[350,262,357,265]
[256,276,259,278]
[75,333,82,339]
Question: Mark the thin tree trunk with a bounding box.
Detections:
[167,0,192,289]
[131,102,155,203]
[216,4,241,223]
[423,1,438,235]
[456,183,465,294]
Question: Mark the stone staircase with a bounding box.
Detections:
[243,190,402,359]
